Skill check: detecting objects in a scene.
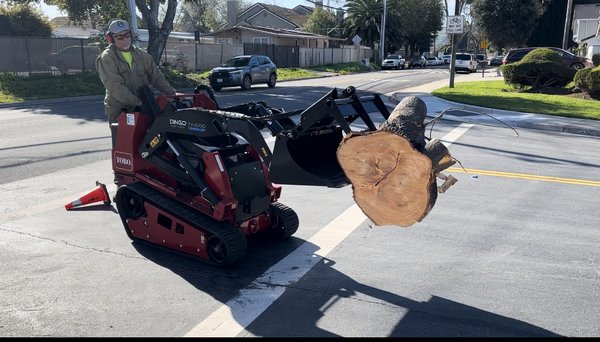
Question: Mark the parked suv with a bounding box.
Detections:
[209,54,277,91]
[502,47,592,70]
[381,54,405,70]
[454,53,478,73]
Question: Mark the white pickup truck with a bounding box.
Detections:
[381,54,405,70]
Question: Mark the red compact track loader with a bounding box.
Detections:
[112,85,390,267]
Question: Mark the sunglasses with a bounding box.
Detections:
[114,32,131,40]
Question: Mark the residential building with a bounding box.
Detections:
[218,0,346,48]
[571,3,600,59]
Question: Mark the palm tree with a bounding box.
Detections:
[343,0,383,50]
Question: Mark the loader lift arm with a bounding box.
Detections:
[138,84,392,190]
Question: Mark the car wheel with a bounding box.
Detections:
[241,75,252,90]
[571,63,584,70]
[267,73,276,88]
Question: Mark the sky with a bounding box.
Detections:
[38,0,348,20]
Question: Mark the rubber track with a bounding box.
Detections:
[271,202,299,239]
[124,182,247,266]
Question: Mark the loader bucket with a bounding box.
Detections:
[237,87,390,188]
[268,127,349,188]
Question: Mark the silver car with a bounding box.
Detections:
[209,54,277,91]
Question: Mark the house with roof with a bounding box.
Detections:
[206,23,344,49]
[215,0,346,48]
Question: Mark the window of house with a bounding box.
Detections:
[253,37,269,44]
[217,38,232,44]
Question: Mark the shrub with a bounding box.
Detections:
[502,48,575,90]
[573,65,600,95]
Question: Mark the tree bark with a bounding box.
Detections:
[336,96,455,227]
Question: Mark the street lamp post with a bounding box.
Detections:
[127,0,139,42]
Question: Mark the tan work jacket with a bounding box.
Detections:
[96,44,176,123]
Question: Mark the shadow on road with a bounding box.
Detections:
[132,238,561,337]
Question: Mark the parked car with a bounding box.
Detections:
[475,53,488,67]
[407,55,427,68]
[502,47,593,70]
[47,45,101,73]
[381,54,405,70]
[442,54,451,65]
[489,55,504,66]
[209,54,277,91]
[454,52,478,73]
[426,57,442,66]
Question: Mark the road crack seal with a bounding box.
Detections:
[0,224,145,260]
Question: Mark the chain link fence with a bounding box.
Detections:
[0,36,372,75]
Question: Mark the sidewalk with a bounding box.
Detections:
[384,68,600,137]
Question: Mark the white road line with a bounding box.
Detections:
[441,123,473,147]
[183,124,473,337]
[184,204,366,337]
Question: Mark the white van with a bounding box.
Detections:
[454,53,478,73]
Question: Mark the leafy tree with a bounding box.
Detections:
[135,0,178,66]
[393,0,444,57]
[303,7,340,37]
[6,0,178,66]
[471,0,547,51]
[343,0,442,58]
[343,0,382,49]
[526,0,598,49]
[174,0,234,33]
[43,0,129,30]
[441,0,473,17]
[0,3,52,36]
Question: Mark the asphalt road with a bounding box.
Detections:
[1,69,599,337]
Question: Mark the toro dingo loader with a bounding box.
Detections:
[112,85,389,266]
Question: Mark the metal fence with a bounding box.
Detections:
[0,36,98,75]
[243,43,300,68]
[0,36,372,75]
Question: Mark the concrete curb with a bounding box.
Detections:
[386,93,600,137]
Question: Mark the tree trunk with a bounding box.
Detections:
[336,96,455,227]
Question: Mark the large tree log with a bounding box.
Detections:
[336,96,455,227]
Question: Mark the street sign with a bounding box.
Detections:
[446,15,464,34]
[352,35,361,45]
[480,39,489,49]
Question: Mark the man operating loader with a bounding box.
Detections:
[96,19,180,185]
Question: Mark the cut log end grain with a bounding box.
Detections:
[337,131,433,227]
[336,95,456,228]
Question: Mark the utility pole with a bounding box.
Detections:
[562,0,574,50]
[380,0,387,62]
[127,0,139,43]
[449,0,460,88]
